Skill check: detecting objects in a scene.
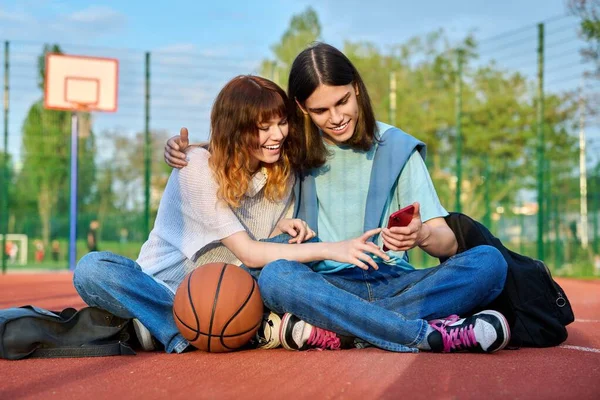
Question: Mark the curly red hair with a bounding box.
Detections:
[208,75,300,208]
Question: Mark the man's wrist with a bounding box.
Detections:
[417,223,432,248]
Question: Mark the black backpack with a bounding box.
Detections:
[442,212,574,348]
[0,306,136,360]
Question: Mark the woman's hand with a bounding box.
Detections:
[164,127,191,169]
[276,218,316,244]
[328,228,390,270]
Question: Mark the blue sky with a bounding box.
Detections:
[0,0,571,57]
[1,0,599,165]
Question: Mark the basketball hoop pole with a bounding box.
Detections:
[44,53,119,269]
[69,112,78,270]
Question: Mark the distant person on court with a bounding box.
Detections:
[87,220,99,252]
[34,240,45,263]
[4,241,12,263]
[119,228,129,244]
[8,241,18,264]
[51,240,60,262]
[74,75,388,354]
[165,43,510,354]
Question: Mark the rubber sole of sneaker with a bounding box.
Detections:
[279,313,295,351]
[279,313,312,351]
[474,310,511,352]
[133,319,156,351]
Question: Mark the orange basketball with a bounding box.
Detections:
[173,263,263,353]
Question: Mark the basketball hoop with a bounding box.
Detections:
[44,53,119,270]
[44,53,118,113]
[71,102,92,113]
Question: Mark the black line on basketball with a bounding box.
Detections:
[173,315,259,339]
[221,319,262,349]
[221,278,260,349]
[207,263,227,353]
[171,326,261,338]
[186,269,201,341]
[174,312,196,332]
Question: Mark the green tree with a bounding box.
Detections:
[570,0,600,76]
[16,44,96,245]
[0,151,14,231]
[260,7,321,88]
[260,8,581,222]
[89,128,170,242]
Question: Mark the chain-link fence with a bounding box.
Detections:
[0,40,262,270]
[1,14,598,277]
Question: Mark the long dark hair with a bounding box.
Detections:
[288,42,378,170]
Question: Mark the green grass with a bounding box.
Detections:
[2,239,143,272]
[408,246,600,279]
[3,238,599,279]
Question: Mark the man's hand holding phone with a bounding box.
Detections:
[381,202,428,252]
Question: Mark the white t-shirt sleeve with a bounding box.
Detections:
[153,147,245,260]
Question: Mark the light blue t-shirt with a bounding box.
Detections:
[313,143,448,273]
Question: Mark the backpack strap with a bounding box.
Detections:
[30,341,136,358]
[364,126,425,235]
[1,306,137,359]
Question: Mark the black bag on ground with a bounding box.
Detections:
[0,306,136,360]
[442,212,575,348]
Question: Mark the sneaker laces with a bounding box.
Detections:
[306,326,341,350]
[430,315,477,352]
[256,314,280,349]
[257,318,272,343]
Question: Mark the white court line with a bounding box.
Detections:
[575,319,600,323]
[559,345,600,353]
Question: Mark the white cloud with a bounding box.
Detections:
[151,43,260,75]
[0,4,126,42]
[154,42,248,59]
[154,43,198,53]
[0,8,31,24]
[66,6,123,24]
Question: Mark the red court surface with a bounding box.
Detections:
[0,272,599,400]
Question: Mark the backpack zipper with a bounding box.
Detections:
[538,260,567,308]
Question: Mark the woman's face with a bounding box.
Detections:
[302,83,359,145]
[249,115,289,171]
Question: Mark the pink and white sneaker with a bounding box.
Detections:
[279,313,352,351]
[427,310,511,353]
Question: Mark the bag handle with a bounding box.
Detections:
[29,341,136,358]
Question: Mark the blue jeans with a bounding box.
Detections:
[257,245,507,352]
[72,235,291,354]
[73,252,189,354]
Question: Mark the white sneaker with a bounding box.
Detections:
[132,319,156,351]
[427,310,511,353]
[254,312,282,350]
[279,313,346,351]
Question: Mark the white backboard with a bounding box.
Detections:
[44,53,119,112]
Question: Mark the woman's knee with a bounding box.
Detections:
[73,252,106,287]
[73,251,131,294]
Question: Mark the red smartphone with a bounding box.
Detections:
[383,204,415,251]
